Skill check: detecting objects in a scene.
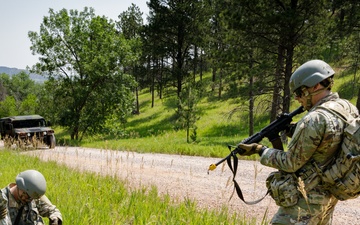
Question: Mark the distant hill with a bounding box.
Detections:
[0,66,46,83]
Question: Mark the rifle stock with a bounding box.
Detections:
[208,106,304,172]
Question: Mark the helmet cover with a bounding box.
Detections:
[289,59,335,92]
[16,170,46,199]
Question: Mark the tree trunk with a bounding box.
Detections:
[218,68,223,99]
[71,126,79,140]
[199,49,203,81]
[283,47,294,114]
[271,45,285,121]
[212,67,216,92]
[134,67,140,114]
[150,57,155,108]
[151,61,155,108]
[159,58,164,100]
[249,73,254,136]
[193,45,198,83]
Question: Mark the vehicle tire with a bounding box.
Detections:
[48,134,56,149]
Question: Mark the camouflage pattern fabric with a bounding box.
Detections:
[271,195,338,225]
[2,183,62,225]
[260,92,359,224]
[0,190,11,225]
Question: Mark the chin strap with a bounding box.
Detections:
[301,87,313,110]
[302,79,333,110]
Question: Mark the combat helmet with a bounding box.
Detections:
[16,169,46,199]
[289,59,335,93]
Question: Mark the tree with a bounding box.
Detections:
[328,0,360,111]
[222,0,331,119]
[19,94,38,115]
[4,72,38,102]
[0,96,17,118]
[208,0,274,135]
[175,79,200,143]
[146,0,210,97]
[28,7,136,140]
[117,4,144,114]
[0,72,43,116]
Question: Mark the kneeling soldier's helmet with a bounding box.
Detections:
[16,169,46,199]
[289,59,335,93]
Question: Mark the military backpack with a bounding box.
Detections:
[315,102,360,200]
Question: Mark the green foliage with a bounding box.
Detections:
[0,72,43,117]
[6,72,39,101]
[0,96,17,117]
[102,113,128,137]
[19,94,38,115]
[0,151,258,224]
[175,80,201,143]
[28,7,137,140]
[145,0,212,95]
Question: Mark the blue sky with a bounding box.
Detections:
[0,0,149,69]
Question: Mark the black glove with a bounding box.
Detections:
[50,218,62,225]
[285,122,297,138]
[238,143,266,156]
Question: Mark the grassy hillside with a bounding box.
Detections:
[73,69,358,159]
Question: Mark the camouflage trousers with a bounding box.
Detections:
[271,193,338,225]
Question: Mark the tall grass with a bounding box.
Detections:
[0,150,261,224]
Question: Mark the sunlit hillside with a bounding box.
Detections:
[80,69,358,159]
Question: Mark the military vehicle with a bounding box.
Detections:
[0,115,55,149]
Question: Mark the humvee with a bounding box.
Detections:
[0,115,55,149]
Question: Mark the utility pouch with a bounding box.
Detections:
[266,171,299,207]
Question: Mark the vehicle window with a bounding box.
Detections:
[12,119,45,128]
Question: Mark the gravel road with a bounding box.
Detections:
[20,146,360,224]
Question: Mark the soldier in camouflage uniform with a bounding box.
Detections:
[238,60,359,224]
[0,170,62,225]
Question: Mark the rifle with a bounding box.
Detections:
[208,106,304,204]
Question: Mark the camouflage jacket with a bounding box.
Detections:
[2,183,62,225]
[260,92,359,188]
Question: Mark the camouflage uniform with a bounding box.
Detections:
[260,92,359,225]
[0,190,11,225]
[2,183,62,225]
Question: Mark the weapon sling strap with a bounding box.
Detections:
[14,205,24,225]
[227,152,269,205]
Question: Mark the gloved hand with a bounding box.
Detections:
[0,203,7,220]
[238,143,265,156]
[285,122,297,138]
[50,218,62,225]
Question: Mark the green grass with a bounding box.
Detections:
[0,150,262,224]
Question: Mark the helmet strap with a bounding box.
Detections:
[301,87,313,110]
[302,81,332,110]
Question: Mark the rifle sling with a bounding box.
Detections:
[226,153,269,205]
[14,206,24,225]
